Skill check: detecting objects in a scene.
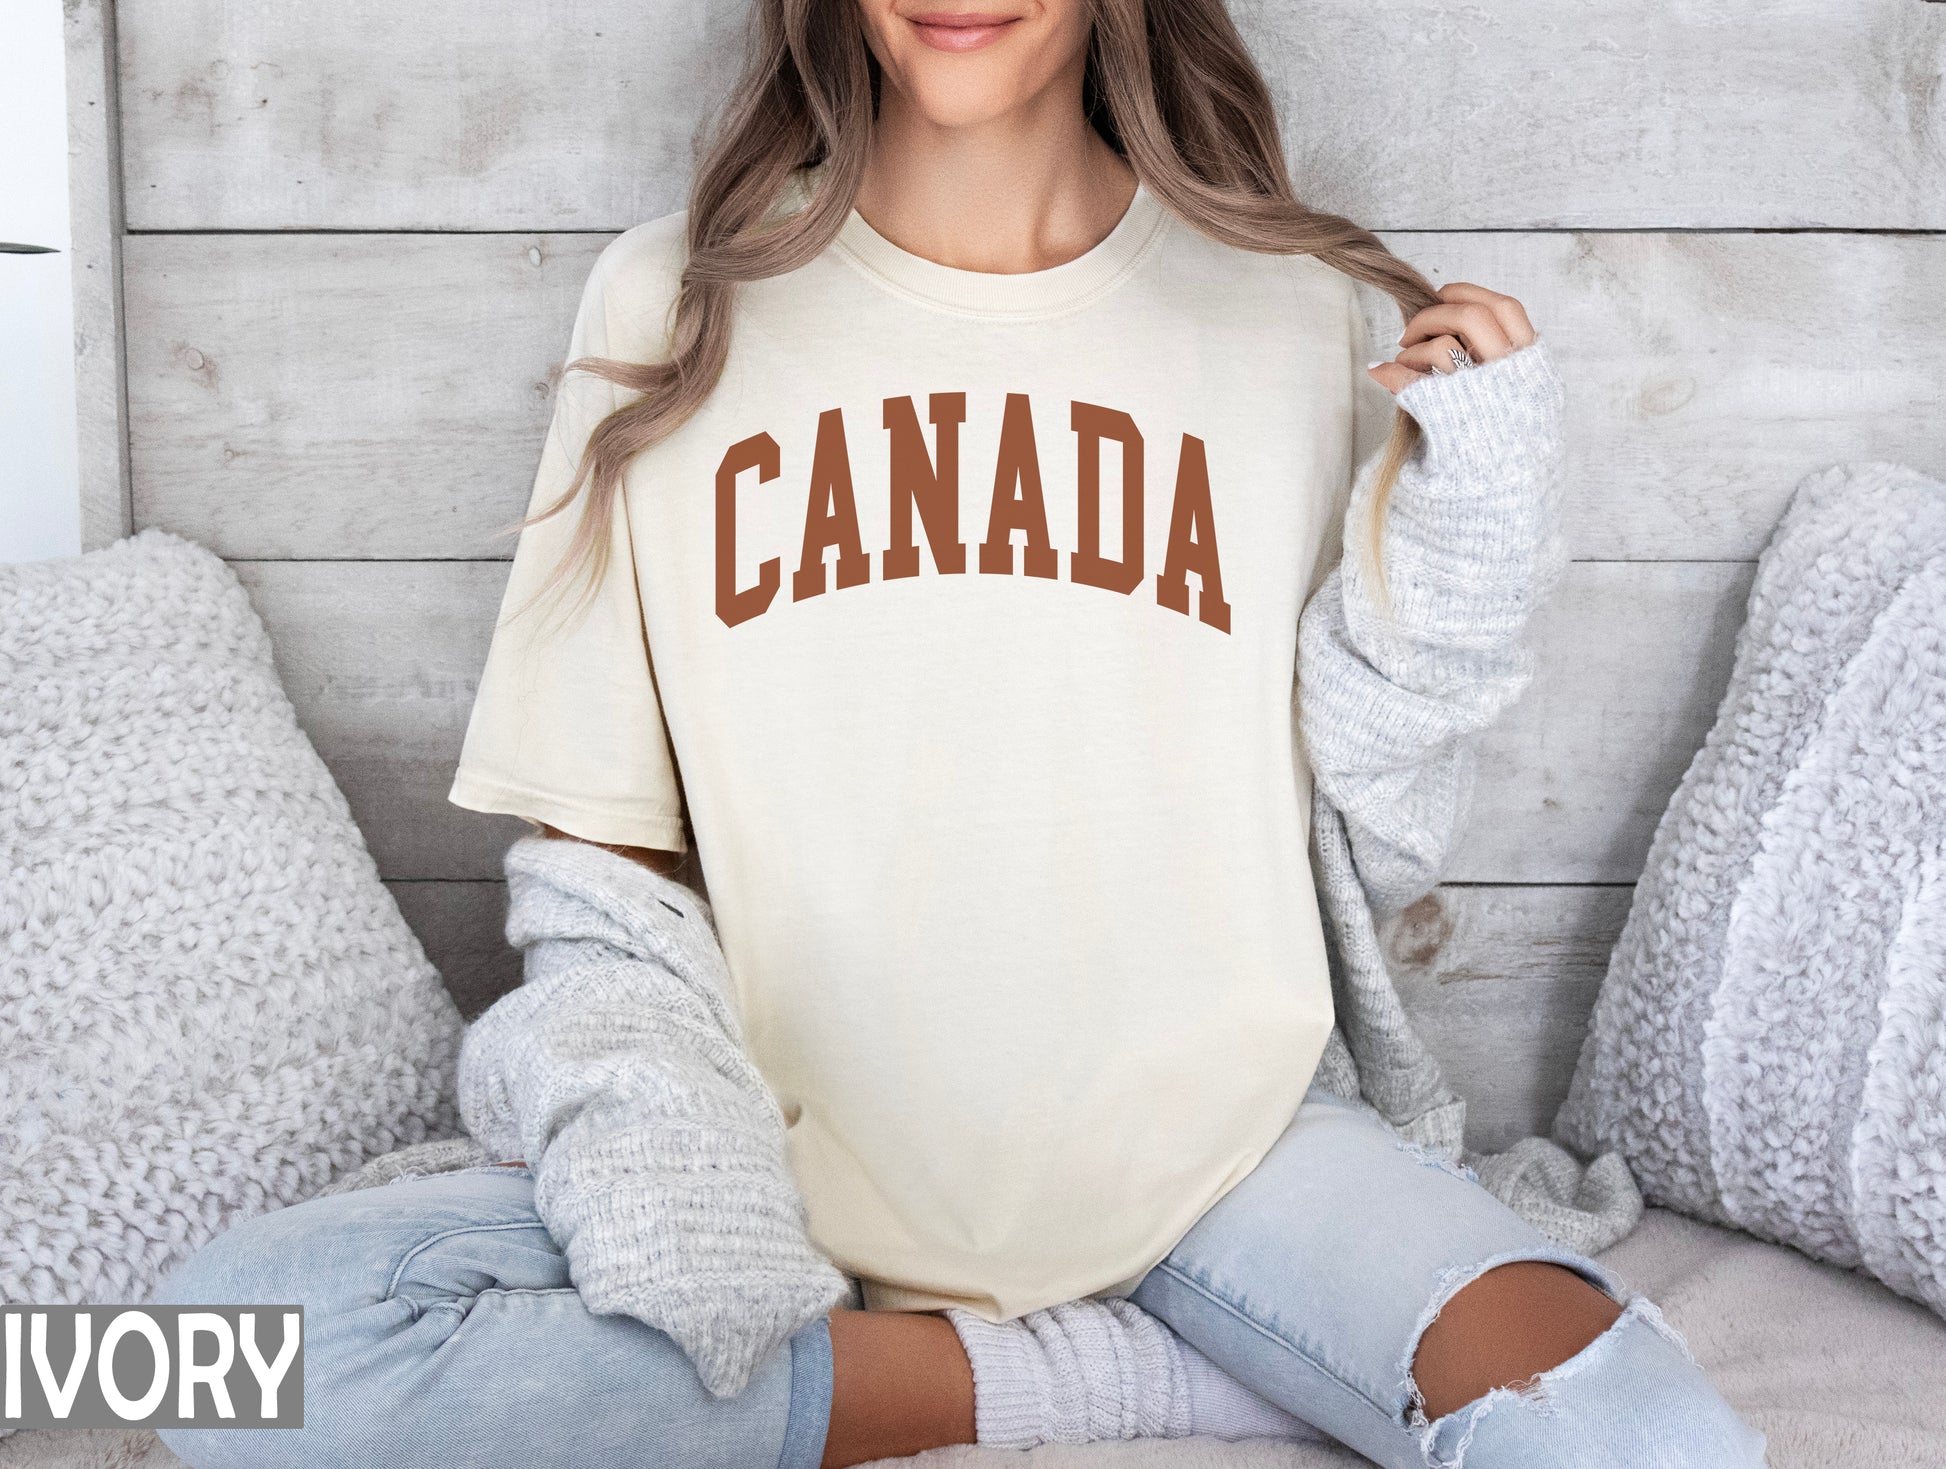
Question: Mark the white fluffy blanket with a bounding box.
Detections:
[6,1208,1940,1469]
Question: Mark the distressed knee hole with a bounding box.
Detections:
[1401,1253,1626,1447]
[1405,1294,1704,1468]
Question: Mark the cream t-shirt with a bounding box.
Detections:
[449,169,1397,1317]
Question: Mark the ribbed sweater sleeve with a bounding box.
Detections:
[456,834,847,1398]
[1297,337,1568,919]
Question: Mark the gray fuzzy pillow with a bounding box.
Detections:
[1,529,464,1308]
[1554,461,1946,1319]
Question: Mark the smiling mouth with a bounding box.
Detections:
[906,11,1022,52]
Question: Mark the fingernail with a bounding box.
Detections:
[1365,358,1389,371]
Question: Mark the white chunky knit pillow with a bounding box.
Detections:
[1554,462,1946,1320]
[1,529,464,1308]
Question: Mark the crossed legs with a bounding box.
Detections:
[155,1098,1762,1469]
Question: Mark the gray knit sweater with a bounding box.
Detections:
[451,335,1641,1399]
[456,835,850,1398]
[1300,339,1642,1249]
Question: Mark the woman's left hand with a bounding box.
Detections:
[1367,282,1538,395]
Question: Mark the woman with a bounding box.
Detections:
[157,2,1770,1466]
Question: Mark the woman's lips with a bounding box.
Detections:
[906,12,1021,52]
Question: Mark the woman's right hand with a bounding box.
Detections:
[1367,281,1538,394]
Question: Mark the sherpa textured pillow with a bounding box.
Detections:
[1554,460,1946,1319]
[1,528,464,1308]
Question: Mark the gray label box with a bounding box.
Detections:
[2,1306,303,1430]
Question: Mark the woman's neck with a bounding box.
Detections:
[853,79,1137,276]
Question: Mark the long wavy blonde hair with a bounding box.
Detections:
[507,0,1436,628]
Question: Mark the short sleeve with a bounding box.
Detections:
[447,246,688,852]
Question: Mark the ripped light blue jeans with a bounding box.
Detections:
[155,1082,1767,1469]
[1130,1084,1768,1467]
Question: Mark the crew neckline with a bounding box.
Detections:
[789,164,1169,320]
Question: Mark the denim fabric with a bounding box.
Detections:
[1131,1085,1771,1468]
[155,1090,1769,1468]
[153,1164,832,1469]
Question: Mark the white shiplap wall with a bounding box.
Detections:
[109,0,1946,1143]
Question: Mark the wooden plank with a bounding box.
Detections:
[386,879,519,1020]
[125,232,1946,562]
[230,558,1746,887]
[1382,885,1635,1152]
[1456,561,1757,885]
[230,558,530,881]
[118,0,1946,231]
[1363,233,1946,563]
[118,0,742,232]
[125,233,606,559]
[66,0,131,549]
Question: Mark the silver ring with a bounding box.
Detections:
[1447,346,1475,372]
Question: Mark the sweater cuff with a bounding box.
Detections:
[1392,334,1564,460]
[1352,335,1566,627]
[503,830,714,939]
